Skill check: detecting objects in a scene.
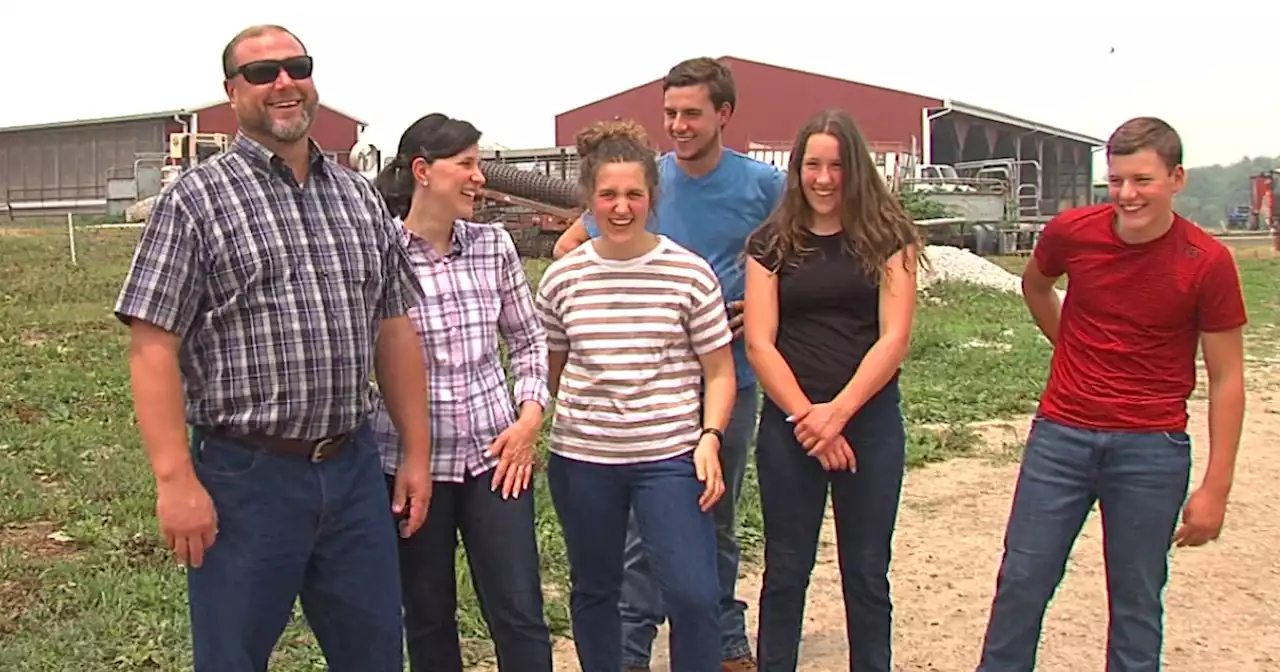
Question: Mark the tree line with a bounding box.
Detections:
[1175,155,1279,228]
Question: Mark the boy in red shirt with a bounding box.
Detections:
[976,117,1248,671]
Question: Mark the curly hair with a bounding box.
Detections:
[574,119,660,205]
[750,108,924,281]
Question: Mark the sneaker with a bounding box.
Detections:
[722,656,758,671]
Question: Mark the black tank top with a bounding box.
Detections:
[747,227,892,404]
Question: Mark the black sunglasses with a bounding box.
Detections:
[231,55,314,85]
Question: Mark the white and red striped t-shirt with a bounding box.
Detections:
[534,235,733,465]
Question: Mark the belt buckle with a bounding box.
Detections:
[310,437,337,463]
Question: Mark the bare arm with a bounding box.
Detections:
[695,342,736,511]
[552,215,590,260]
[1022,249,1064,345]
[1199,327,1246,499]
[830,246,919,418]
[1173,248,1248,547]
[1193,251,1250,500]
[369,194,433,470]
[743,256,812,417]
[113,182,216,566]
[697,345,737,432]
[128,321,195,483]
[375,316,431,465]
[547,350,568,398]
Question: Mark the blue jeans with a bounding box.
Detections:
[186,422,403,672]
[619,383,759,667]
[977,417,1192,672]
[548,451,721,672]
[386,469,552,672]
[754,381,905,672]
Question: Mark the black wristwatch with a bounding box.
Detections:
[700,427,724,443]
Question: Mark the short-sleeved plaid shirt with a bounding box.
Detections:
[369,220,550,481]
[114,133,424,440]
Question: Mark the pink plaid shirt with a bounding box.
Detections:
[369,219,549,482]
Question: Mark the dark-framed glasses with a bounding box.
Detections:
[231,55,313,85]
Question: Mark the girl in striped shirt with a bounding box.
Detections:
[534,120,736,672]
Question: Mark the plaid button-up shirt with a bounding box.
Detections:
[369,220,549,482]
[114,134,423,440]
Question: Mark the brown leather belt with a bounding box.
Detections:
[211,428,354,463]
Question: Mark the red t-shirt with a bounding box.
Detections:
[1033,204,1248,432]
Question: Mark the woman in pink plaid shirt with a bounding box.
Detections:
[368,113,554,672]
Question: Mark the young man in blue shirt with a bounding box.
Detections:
[554,57,786,672]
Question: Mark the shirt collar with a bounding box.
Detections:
[399,218,478,258]
[232,132,330,175]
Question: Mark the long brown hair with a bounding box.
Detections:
[751,108,924,281]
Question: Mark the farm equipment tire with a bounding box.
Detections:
[480,162,580,210]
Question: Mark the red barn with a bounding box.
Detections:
[554,56,1105,215]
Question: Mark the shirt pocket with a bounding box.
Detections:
[205,213,300,303]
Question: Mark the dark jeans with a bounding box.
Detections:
[186,422,403,672]
[385,469,552,672]
[619,383,760,667]
[548,451,721,672]
[754,381,906,672]
[976,416,1192,672]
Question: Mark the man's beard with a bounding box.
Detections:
[245,99,317,143]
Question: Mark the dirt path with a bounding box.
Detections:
[546,363,1280,671]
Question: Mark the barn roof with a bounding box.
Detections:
[556,55,1105,148]
[0,100,368,135]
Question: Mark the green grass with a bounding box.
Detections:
[2,226,1275,670]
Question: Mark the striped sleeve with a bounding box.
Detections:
[534,261,570,351]
[684,259,732,356]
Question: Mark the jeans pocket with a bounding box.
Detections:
[193,435,264,478]
[1161,431,1193,448]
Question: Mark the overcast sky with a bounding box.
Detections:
[3,0,1273,172]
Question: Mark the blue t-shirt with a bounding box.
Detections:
[584,149,786,389]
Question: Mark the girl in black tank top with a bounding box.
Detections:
[741,108,925,672]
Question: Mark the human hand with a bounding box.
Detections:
[1173,486,1228,547]
[727,300,745,339]
[790,402,849,453]
[488,416,540,499]
[693,435,726,512]
[392,455,432,537]
[810,436,857,472]
[155,472,218,567]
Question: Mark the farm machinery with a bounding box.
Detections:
[1250,169,1278,231]
[471,155,583,259]
[896,158,1052,256]
[1248,169,1280,250]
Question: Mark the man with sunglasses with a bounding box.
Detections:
[114,24,432,672]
